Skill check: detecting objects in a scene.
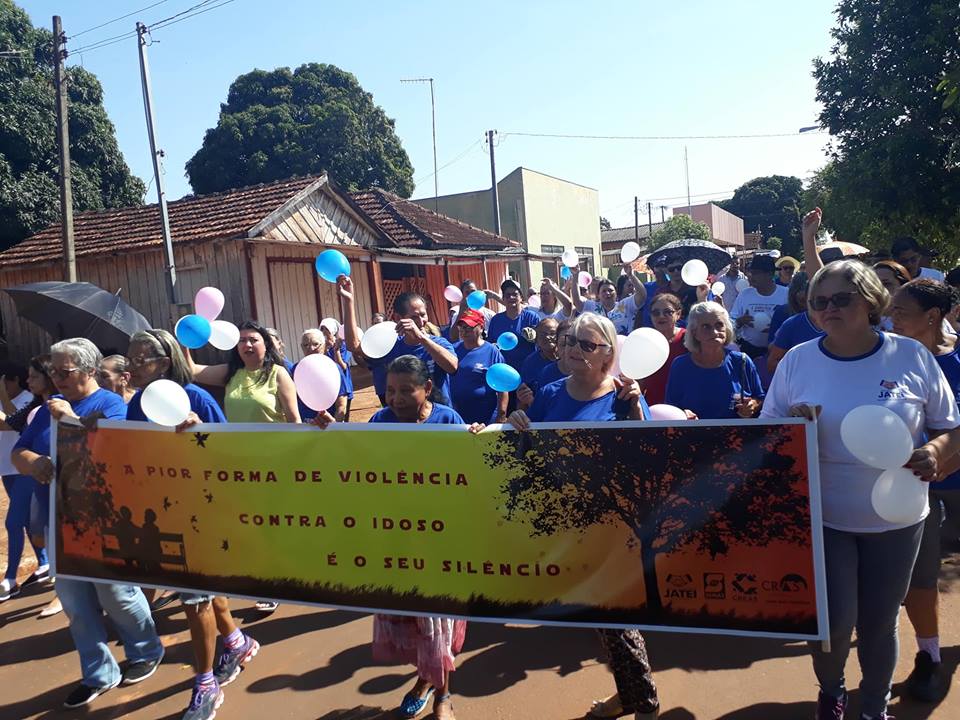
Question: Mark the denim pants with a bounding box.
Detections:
[2,474,47,580]
[810,522,924,718]
[56,578,164,687]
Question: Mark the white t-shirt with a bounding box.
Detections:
[535,308,567,322]
[730,285,789,347]
[919,267,946,282]
[716,272,745,312]
[582,297,639,334]
[0,389,36,476]
[760,333,959,533]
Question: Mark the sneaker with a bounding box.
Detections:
[182,681,224,720]
[214,635,260,686]
[254,600,278,613]
[24,564,49,586]
[906,650,942,701]
[121,653,163,686]
[0,578,20,602]
[63,677,120,708]
[815,690,847,720]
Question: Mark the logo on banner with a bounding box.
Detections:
[664,573,697,599]
[703,572,726,600]
[732,572,758,601]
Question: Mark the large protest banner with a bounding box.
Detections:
[52,418,827,640]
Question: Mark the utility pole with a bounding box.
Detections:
[633,197,639,242]
[401,78,438,211]
[52,16,76,283]
[487,130,501,235]
[136,22,177,307]
[647,201,653,237]
[659,205,668,223]
[684,145,692,215]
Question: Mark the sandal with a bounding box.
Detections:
[434,693,456,720]
[589,694,627,719]
[398,686,434,719]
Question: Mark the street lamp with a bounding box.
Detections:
[799,125,821,133]
[401,77,439,212]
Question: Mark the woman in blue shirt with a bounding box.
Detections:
[506,313,659,720]
[665,301,763,420]
[450,309,508,424]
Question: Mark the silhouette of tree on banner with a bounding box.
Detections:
[56,424,117,539]
[486,424,810,616]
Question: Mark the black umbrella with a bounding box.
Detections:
[3,281,152,352]
[646,239,734,275]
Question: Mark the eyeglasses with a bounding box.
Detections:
[129,355,163,367]
[650,308,677,317]
[540,333,558,341]
[49,366,82,380]
[667,265,683,273]
[810,292,855,311]
[561,334,611,353]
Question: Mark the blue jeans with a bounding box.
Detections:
[30,480,50,541]
[2,474,47,580]
[56,579,164,687]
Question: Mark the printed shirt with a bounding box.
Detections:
[0,389,36,475]
[450,342,506,424]
[368,334,457,404]
[771,311,824,352]
[527,378,651,423]
[730,285,789,347]
[488,309,542,371]
[582,297,639,335]
[369,403,465,425]
[15,389,127,459]
[665,349,764,420]
[760,332,960,533]
[127,383,226,424]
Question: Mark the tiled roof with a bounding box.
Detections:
[349,188,516,250]
[600,223,666,247]
[0,175,322,268]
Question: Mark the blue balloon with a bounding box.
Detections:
[560,266,572,280]
[466,290,487,310]
[486,362,521,392]
[315,249,351,283]
[175,314,212,349]
[497,332,518,351]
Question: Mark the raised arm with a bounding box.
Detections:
[183,347,231,387]
[542,278,573,316]
[802,207,824,275]
[624,264,648,308]
[338,275,364,357]
[570,266,586,313]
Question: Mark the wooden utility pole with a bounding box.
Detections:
[487,130,501,235]
[647,201,653,237]
[52,16,76,282]
[633,197,639,242]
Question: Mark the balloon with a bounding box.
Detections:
[140,379,191,426]
[752,312,770,332]
[769,249,782,259]
[320,317,341,336]
[175,314,212,349]
[497,332,519,351]
[208,320,240,351]
[294,354,342,411]
[648,404,688,421]
[681,259,709,287]
[360,321,399,359]
[578,271,593,288]
[194,287,225,321]
[314,249,351,283]
[619,327,670,380]
[444,285,463,303]
[561,249,580,268]
[735,277,750,292]
[486,363,521,392]
[711,281,726,296]
[527,294,541,309]
[621,241,641,264]
[871,467,928,524]
[840,405,914,470]
[609,335,627,377]
[466,290,487,311]
[560,266,572,280]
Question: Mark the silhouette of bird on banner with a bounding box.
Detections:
[162,497,172,511]
[190,515,199,533]
[203,490,213,504]
[220,539,229,551]
[193,433,209,448]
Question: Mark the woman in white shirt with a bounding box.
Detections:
[761,259,960,720]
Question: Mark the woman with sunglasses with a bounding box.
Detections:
[635,293,686,406]
[665,302,763,420]
[767,272,824,376]
[507,313,659,720]
[572,263,648,334]
[761,261,960,720]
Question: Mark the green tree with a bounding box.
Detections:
[811,0,960,259]
[0,1,145,250]
[599,215,611,230]
[719,176,803,258]
[765,237,783,251]
[186,63,415,196]
[648,213,711,250]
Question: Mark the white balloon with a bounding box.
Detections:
[871,467,928,524]
[619,327,670,380]
[527,294,542,309]
[609,335,627,377]
[320,317,341,336]
[711,281,726,296]
[208,320,240,351]
[735,277,750,292]
[680,259,709,287]
[752,312,770,332]
[140,379,191,427]
[360,321,399,359]
[840,405,914,470]
[561,249,580,268]
[620,242,641,264]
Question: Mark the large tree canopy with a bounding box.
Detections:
[719,176,803,258]
[0,1,145,250]
[186,63,415,197]
[810,0,960,257]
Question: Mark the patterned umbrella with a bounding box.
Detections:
[645,239,734,275]
[818,240,870,256]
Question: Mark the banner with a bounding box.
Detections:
[53,418,827,640]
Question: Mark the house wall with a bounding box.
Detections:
[672,203,744,247]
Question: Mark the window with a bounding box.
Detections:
[575,246,595,276]
[540,244,563,281]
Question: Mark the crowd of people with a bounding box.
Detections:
[2,207,960,720]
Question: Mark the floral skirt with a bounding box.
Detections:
[372,614,467,688]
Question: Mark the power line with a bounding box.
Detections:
[413,138,482,185]
[502,130,829,141]
[71,0,175,38]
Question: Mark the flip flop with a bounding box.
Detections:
[588,696,627,719]
[398,686,434,719]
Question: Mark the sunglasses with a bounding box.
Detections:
[810,292,855,311]
[667,265,683,273]
[129,355,164,367]
[561,334,611,353]
[650,308,677,317]
[49,366,82,380]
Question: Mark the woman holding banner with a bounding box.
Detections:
[507,313,660,720]
[126,329,260,720]
[761,261,960,720]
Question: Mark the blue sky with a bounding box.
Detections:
[23,0,838,228]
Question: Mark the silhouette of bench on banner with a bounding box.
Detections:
[101,528,189,571]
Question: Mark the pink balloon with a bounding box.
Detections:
[578,271,593,288]
[648,404,688,421]
[609,335,627,377]
[293,354,342,411]
[444,285,463,303]
[194,287,225,321]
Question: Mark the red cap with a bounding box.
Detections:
[457,309,485,328]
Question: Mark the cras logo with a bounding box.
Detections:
[732,572,758,601]
[663,573,697,600]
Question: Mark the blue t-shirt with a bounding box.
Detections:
[126,383,226,424]
[368,334,456,404]
[520,351,554,389]
[771,311,824,351]
[327,342,354,400]
[283,358,295,374]
[935,347,960,490]
[767,304,790,343]
[665,350,764,419]
[527,378,650,423]
[450,342,506,424]
[292,360,349,422]
[488,309,541,371]
[369,403,465,424]
[15,389,127,458]
[534,361,567,393]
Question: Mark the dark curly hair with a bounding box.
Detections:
[898,278,957,318]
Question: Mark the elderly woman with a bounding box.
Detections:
[664,302,763,420]
[508,313,659,720]
[450,309,509,424]
[97,355,136,403]
[295,328,348,422]
[761,261,960,720]
[14,338,164,709]
[636,293,686,406]
[125,329,258,720]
